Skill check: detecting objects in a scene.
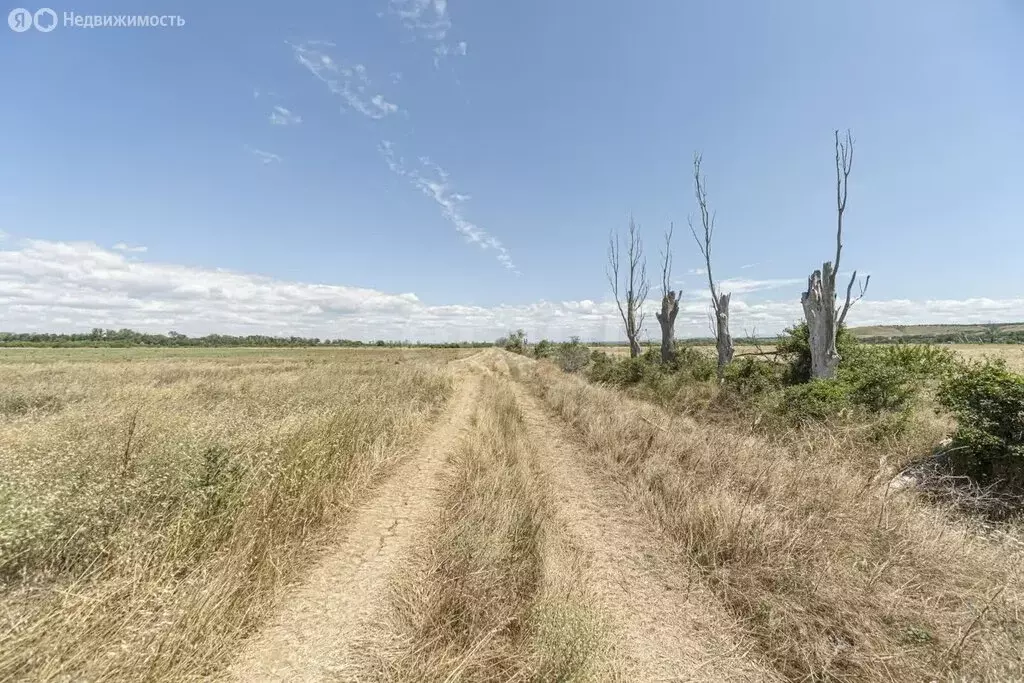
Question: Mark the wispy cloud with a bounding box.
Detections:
[432,40,467,66]
[740,263,757,269]
[112,243,147,253]
[4,238,1023,342]
[717,277,804,295]
[245,145,282,164]
[269,105,302,126]
[389,0,452,40]
[291,41,400,119]
[388,0,466,65]
[688,267,707,276]
[380,140,516,272]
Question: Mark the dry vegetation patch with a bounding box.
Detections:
[520,360,1024,681]
[376,374,613,681]
[0,348,457,681]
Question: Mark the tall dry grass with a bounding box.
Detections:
[0,348,455,681]
[519,360,1024,681]
[376,375,613,681]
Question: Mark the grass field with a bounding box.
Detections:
[2,346,1022,681]
[0,347,459,680]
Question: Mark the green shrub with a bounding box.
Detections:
[499,329,527,355]
[776,380,853,423]
[723,356,784,397]
[668,344,717,382]
[555,337,590,373]
[938,361,1024,484]
[838,343,957,413]
[586,352,654,386]
[533,339,555,359]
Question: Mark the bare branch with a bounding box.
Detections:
[833,129,853,285]
[837,271,871,328]
[660,222,674,297]
[606,230,628,330]
[690,153,721,319]
[608,215,649,357]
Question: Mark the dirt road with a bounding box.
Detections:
[225,364,480,681]
[225,350,771,681]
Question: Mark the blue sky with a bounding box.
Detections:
[1,0,1022,341]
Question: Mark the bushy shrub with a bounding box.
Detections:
[588,350,615,382]
[555,337,590,373]
[500,329,527,354]
[533,339,555,359]
[776,380,853,423]
[587,351,654,386]
[668,344,717,382]
[938,360,1024,483]
[838,343,957,413]
[723,356,784,397]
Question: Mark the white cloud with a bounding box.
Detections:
[388,0,466,65]
[269,105,302,126]
[112,243,147,253]
[380,141,516,272]
[389,0,452,40]
[433,40,467,66]
[291,41,400,120]
[688,267,707,276]
[245,145,282,164]
[740,263,756,269]
[715,277,805,296]
[3,238,1019,342]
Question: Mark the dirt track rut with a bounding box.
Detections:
[224,364,479,682]
[504,365,776,682]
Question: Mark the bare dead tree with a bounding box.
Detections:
[800,130,871,379]
[607,216,649,358]
[656,223,680,362]
[689,153,733,377]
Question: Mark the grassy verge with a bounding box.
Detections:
[522,361,1024,681]
[377,375,613,681]
[0,349,453,680]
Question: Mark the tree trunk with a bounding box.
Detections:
[801,264,841,379]
[656,292,679,362]
[626,304,641,358]
[628,335,642,358]
[715,292,734,377]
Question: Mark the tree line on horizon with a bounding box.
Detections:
[0,328,492,349]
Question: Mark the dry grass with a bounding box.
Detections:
[519,359,1024,681]
[375,374,613,682]
[951,343,1024,372]
[0,348,457,681]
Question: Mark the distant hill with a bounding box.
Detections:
[848,323,1024,344]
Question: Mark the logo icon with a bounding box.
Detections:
[8,7,32,31]
[7,7,56,31]
[33,7,56,31]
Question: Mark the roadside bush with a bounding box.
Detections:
[533,339,555,359]
[555,337,590,373]
[938,360,1024,486]
[587,352,654,386]
[499,329,527,355]
[776,380,853,423]
[668,344,717,382]
[722,356,784,397]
